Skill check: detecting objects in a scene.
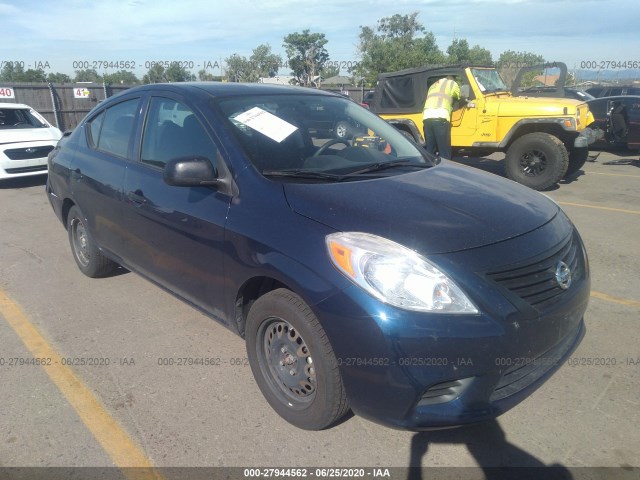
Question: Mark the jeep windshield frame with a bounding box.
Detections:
[470,68,509,94]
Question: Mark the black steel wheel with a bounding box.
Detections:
[67,205,116,277]
[246,289,349,430]
[505,132,569,190]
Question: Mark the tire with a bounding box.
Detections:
[565,147,589,177]
[334,120,352,140]
[246,288,349,430]
[505,132,569,191]
[67,205,117,278]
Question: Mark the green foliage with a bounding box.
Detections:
[497,50,545,87]
[142,63,195,83]
[165,63,196,82]
[353,12,445,85]
[142,64,165,83]
[283,29,329,86]
[103,70,139,85]
[224,54,254,82]
[321,64,340,79]
[224,44,283,82]
[446,39,492,65]
[0,63,49,82]
[74,69,102,82]
[46,72,72,83]
[198,69,216,81]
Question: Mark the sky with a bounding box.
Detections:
[1,0,639,78]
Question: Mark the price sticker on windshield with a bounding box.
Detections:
[234,107,297,143]
[0,87,15,98]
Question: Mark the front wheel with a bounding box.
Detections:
[246,289,349,430]
[67,205,117,277]
[505,132,569,190]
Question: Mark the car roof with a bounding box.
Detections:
[119,82,340,99]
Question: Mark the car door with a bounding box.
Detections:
[121,95,232,320]
[71,96,141,256]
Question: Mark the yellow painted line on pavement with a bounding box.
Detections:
[0,289,163,480]
[558,202,640,215]
[591,290,640,309]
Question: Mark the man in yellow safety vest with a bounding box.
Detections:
[422,75,460,159]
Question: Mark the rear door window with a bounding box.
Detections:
[86,98,139,158]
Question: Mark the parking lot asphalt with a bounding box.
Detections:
[0,151,638,478]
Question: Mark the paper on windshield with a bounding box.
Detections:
[234,107,298,143]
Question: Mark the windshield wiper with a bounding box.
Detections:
[262,169,344,181]
[344,160,432,176]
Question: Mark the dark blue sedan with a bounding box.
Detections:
[46,83,589,430]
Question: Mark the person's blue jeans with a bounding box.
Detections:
[423,118,452,159]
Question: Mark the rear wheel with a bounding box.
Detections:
[246,289,349,430]
[67,205,117,277]
[565,147,589,177]
[505,132,569,190]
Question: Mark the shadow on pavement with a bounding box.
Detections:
[407,420,573,480]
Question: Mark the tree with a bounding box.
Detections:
[198,69,216,81]
[353,12,445,85]
[165,63,196,82]
[103,70,139,85]
[249,44,283,78]
[0,63,48,82]
[446,39,492,65]
[497,50,545,87]
[46,72,72,83]
[74,69,102,82]
[321,64,340,79]
[224,54,254,82]
[224,44,284,82]
[142,64,165,83]
[283,29,329,86]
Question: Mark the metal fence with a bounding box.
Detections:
[0,83,133,131]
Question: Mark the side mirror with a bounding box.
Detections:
[163,156,219,187]
[460,84,470,100]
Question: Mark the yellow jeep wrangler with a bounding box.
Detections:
[371,63,600,190]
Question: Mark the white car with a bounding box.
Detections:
[0,103,62,180]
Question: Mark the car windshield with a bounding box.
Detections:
[471,68,509,93]
[215,93,432,182]
[0,108,48,129]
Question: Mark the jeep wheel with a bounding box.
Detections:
[505,133,569,190]
[565,147,589,177]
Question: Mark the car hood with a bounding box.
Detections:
[0,127,62,145]
[283,161,559,255]
[491,95,585,117]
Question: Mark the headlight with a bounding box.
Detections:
[326,232,478,314]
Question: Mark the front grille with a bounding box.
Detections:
[4,145,54,160]
[417,378,473,406]
[486,232,581,311]
[5,166,48,174]
[491,323,582,402]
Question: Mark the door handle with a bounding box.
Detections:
[127,191,147,206]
